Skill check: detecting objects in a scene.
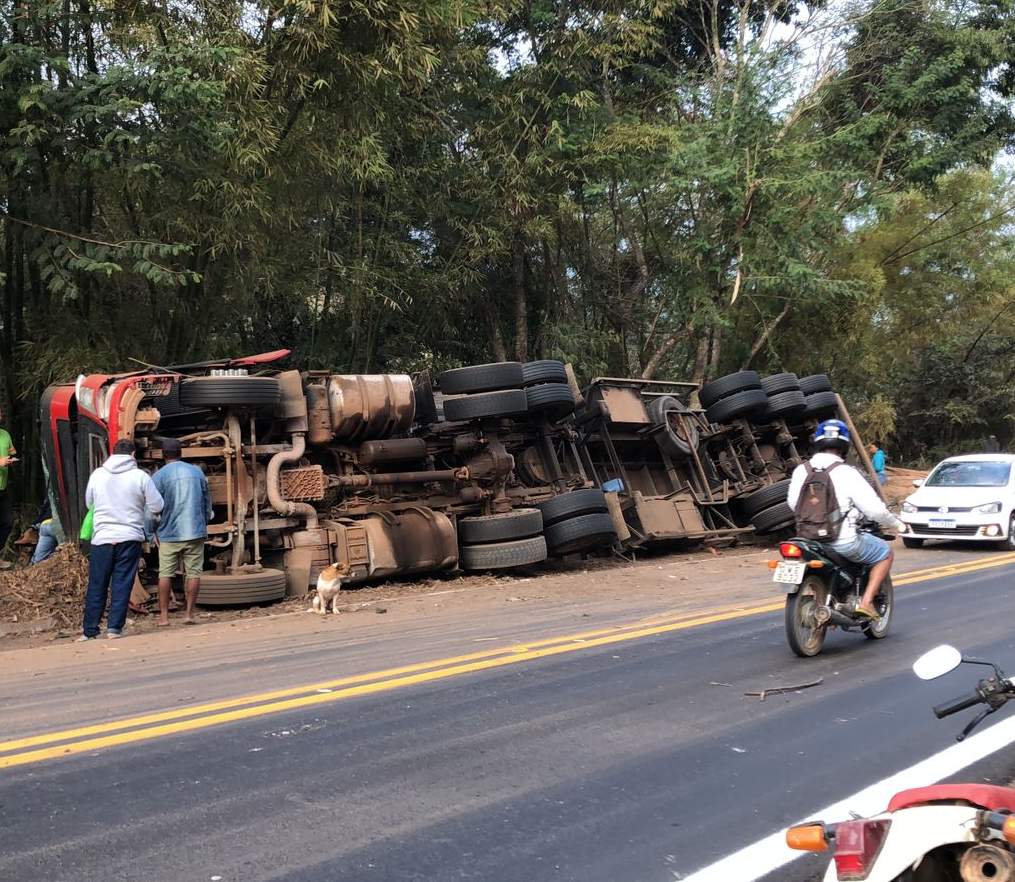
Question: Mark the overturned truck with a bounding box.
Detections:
[41,351,865,604]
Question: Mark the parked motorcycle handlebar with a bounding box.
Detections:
[934,690,984,719]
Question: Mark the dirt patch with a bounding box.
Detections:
[884,466,927,507]
[0,540,766,647]
[0,545,89,633]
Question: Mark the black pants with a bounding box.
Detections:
[0,492,12,552]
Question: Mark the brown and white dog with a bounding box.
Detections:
[311,564,343,615]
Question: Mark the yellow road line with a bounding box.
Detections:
[894,552,1015,580]
[894,553,1015,585]
[0,605,764,755]
[3,552,1014,770]
[0,603,784,770]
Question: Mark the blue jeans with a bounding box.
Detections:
[828,532,891,566]
[83,541,142,637]
[31,522,58,564]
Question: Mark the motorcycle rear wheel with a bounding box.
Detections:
[862,577,894,640]
[785,575,828,657]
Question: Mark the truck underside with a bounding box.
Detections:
[41,352,857,605]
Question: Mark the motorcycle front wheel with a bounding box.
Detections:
[862,576,894,640]
[785,574,828,657]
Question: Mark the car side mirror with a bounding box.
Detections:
[913,645,963,680]
[912,479,924,487]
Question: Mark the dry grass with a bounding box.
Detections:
[0,544,90,631]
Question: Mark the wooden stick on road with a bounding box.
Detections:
[744,677,823,702]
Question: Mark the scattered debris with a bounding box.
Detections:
[744,677,823,702]
[0,545,89,632]
[709,681,732,688]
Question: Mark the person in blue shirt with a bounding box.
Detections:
[868,443,888,486]
[152,439,213,625]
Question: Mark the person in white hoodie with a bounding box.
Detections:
[79,439,164,640]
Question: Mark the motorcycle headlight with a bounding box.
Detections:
[973,502,1003,514]
[901,502,917,514]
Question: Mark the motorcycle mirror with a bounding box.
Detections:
[913,645,963,680]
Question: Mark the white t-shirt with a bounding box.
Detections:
[786,453,903,543]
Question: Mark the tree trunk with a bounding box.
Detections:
[707,329,722,379]
[512,230,527,362]
[490,314,508,363]
[642,328,688,379]
[741,301,791,369]
[690,333,710,385]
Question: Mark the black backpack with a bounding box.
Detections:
[794,462,845,541]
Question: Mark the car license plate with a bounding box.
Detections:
[929,519,956,529]
[773,562,807,585]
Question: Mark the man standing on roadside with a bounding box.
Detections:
[79,439,164,641]
[152,439,212,626]
[0,404,17,558]
[868,442,888,486]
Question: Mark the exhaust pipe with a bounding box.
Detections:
[813,606,860,629]
[267,434,319,529]
[960,844,1015,882]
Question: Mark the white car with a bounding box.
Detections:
[900,454,1015,550]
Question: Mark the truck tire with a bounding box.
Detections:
[438,362,523,395]
[460,536,547,570]
[763,390,807,420]
[525,383,575,420]
[537,488,609,527]
[522,360,568,387]
[458,509,543,544]
[803,391,839,418]
[544,512,618,554]
[647,396,699,458]
[706,388,769,425]
[196,569,287,606]
[760,373,800,395]
[741,480,791,517]
[178,377,282,409]
[699,371,761,408]
[798,374,833,395]
[443,389,528,422]
[752,502,795,534]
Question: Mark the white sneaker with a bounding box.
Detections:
[106,630,124,639]
[75,635,96,642]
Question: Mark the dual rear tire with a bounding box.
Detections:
[458,509,547,571]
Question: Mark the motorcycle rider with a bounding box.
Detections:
[787,419,905,621]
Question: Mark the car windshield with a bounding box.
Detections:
[926,461,1012,488]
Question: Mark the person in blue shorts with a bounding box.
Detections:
[788,421,905,621]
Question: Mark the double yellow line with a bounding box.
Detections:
[3,552,1015,770]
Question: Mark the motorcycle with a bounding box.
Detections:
[769,524,894,657]
[786,644,1015,881]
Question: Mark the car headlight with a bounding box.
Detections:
[901,502,917,514]
[973,502,1003,514]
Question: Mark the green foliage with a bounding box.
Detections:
[1,0,1013,502]
[854,395,897,448]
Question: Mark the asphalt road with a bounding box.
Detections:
[3,556,1015,882]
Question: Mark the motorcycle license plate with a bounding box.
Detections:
[773,562,807,585]
[929,519,956,529]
